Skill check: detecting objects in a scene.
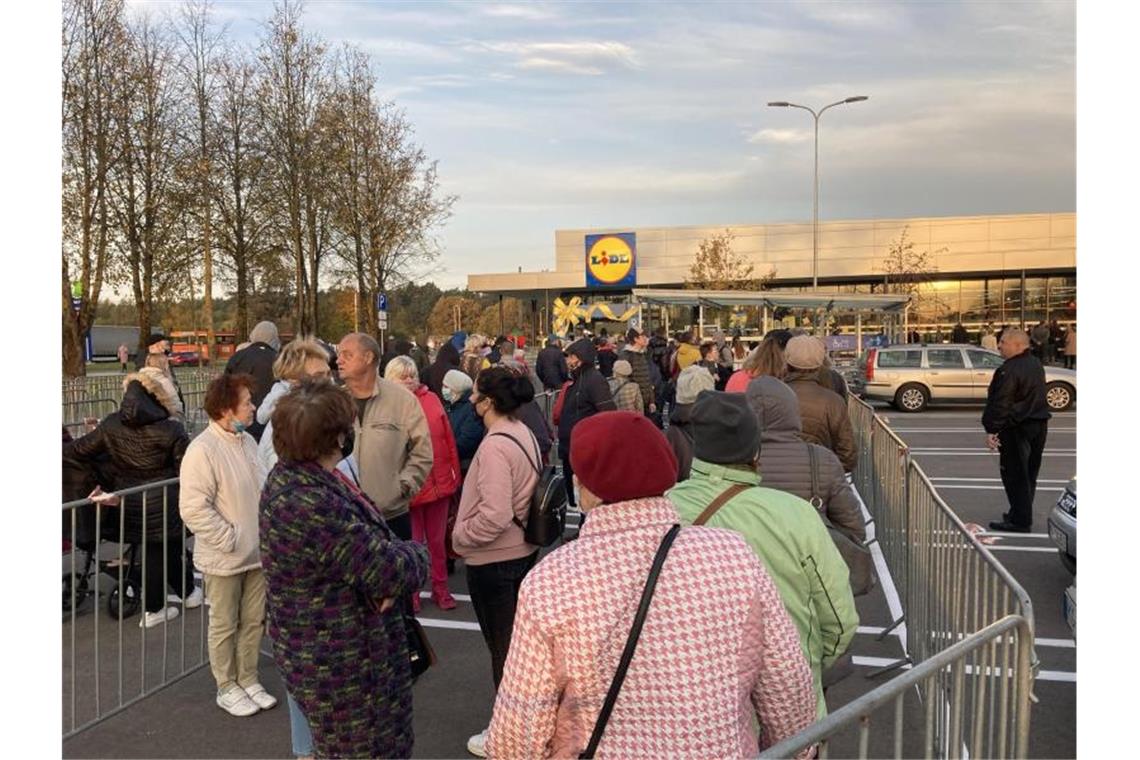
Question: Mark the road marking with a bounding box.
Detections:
[891,428,1075,433]
[983,546,1061,553]
[910,447,1075,452]
[856,626,1075,649]
[417,617,482,631]
[931,477,1070,484]
[851,656,1075,683]
[910,451,1076,457]
[849,479,909,654]
[419,591,472,602]
[933,484,1064,492]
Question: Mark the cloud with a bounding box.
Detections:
[478,4,559,21]
[748,128,812,145]
[465,40,639,75]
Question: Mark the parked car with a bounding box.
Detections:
[167,351,208,367]
[858,344,1076,413]
[1048,477,1076,575]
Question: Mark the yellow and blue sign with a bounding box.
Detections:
[585,232,637,288]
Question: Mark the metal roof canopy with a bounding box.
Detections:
[631,288,911,312]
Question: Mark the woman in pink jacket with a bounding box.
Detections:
[450,366,542,758]
[385,356,461,611]
[485,411,818,759]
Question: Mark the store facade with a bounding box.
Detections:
[466,212,1075,339]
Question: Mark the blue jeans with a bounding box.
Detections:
[287,692,314,757]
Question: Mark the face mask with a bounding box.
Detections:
[442,387,454,403]
[232,420,246,434]
[340,432,354,460]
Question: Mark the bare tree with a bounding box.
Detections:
[62,0,128,377]
[256,0,328,335]
[880,226,947,315]
[685,229,775,291]
[212,51,273,340]
[175,0,224,355]
[108,11,190,359]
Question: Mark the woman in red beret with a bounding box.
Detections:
[484,411,818,759]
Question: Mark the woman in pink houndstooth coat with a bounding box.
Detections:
[486,411,817,759]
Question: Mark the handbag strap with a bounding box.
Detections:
[692,483,749,526]
[488,431,542,532]
[806,444,824,510]
[580,523,682,759]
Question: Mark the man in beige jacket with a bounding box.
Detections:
[337,332,433,540]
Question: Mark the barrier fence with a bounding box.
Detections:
[772,396,1037,758]
[62,479,208,739]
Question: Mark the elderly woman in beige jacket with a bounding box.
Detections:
[179,373,273,719]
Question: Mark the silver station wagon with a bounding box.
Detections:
[856,344,1077,413]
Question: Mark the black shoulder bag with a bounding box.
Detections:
[579,524,681,759]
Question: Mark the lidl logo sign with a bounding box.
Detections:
[585,232,637,288]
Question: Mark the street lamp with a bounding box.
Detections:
[768,95,869,292]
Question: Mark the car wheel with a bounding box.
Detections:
[1060,551,1076,575]
[894,383,929,413]
[1045,382,1074,411]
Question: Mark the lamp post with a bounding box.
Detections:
[767,95,868,292]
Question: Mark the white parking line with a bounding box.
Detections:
[911,451,1075,457]
[933,484,1064,492]
[984,546,1060,553]
[911,447,1075,452]
[850,656,1075,683]
[856,625,1075,649]
[419,591,472,602]
[931,477,1070,484]
[417,617,481,631]
[891,428,1076,433]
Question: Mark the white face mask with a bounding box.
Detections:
[442,387,454,403]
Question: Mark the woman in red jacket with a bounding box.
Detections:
[385,356,461,610]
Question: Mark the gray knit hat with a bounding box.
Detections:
[676,365,716,404]
[691,390,760,464]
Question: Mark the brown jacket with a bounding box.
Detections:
[785,370,858,473]
[352,377,434,520]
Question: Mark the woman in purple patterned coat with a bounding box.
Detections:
[259,378,428,759]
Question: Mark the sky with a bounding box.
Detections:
[133,0,1075,290]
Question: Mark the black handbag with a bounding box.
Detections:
[405,608,436,681]
[579,524,681,759]
[808,444,876,597]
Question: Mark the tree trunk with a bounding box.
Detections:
[62,274,86,378]
[235,249,249,342]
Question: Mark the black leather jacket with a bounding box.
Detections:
[982,350,1052,434]
[66,381,189,543]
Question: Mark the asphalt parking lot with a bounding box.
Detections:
[63,401,1075,759]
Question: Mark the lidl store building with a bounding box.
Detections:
[467,212,1076,339]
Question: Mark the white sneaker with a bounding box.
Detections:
[243,683,278,710]
[183,587,204,609]
[139,606,180,629]
[217,684,260,717]
[466,728,489,758]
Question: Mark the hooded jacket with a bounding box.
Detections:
[746,377,866,545]
[536,344,569,390]
[664,402,696,481]
[66,369,189,543]
[225,336,278,442]
[785,369,858,473]
[556,340,615,447]
[667,460,858,717]
[619,343,655,408]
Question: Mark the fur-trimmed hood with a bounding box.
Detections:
[121,367,183,423]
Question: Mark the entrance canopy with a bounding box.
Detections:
[631,288,911,312]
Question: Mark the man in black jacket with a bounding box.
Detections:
[536,335,569,390]
[224,320,280,442]
[557,339,615,506]
[982,328,1051,533]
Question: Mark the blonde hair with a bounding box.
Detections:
[741,338,787,380]
[272,337,331,381]
[144,352,170,372]
[464,333,485,355]
[383,355,419,382]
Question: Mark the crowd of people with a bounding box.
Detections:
[906,319,1077,368]
[65,320,877,759]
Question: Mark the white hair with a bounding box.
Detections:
[383,355,419,382]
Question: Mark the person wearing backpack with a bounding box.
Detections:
[451,366,543,758]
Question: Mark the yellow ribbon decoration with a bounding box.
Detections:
[593,303,639,322]
[552,296,589,335]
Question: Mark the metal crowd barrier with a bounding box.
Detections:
[762,397,1038,758]
[760,615,1033,759]
[62,478,208,739]
[62,398,119,429]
